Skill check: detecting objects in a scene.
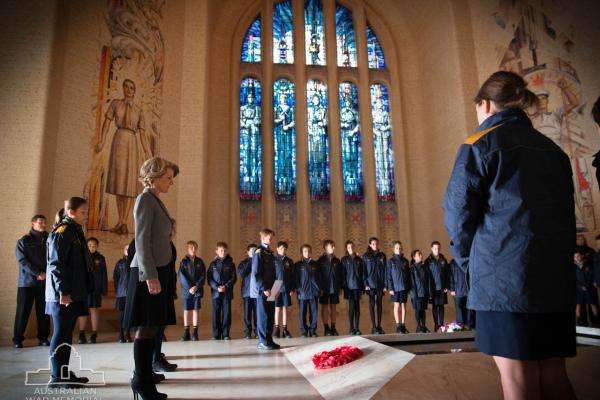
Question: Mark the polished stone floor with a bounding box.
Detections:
[1,330,599,400]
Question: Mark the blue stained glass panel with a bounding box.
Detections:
[366,25,386,69]
[335,4,357,68]
[241,17,261,63]
[273,79,297,200]
[306,80,330,201]
[273,1,294,64]
[239,77,263,200]
[370,84,395,201]
[305,0,326,66]
[339,82,363,201]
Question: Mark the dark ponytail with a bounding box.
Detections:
[474,71,538,111]
[53,197,88,228]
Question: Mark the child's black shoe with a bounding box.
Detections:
[180,327,191,341]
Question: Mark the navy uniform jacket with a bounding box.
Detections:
[178,256,206,299]
[362,248,386,290]
[89,252,108,296]
[295,258,321,300]
[593,252,600,285]
[341,254,364,290]
[208,255,236,300]
[45,217,94,303]
[16,229,48,287]
[237,257,253,298]
[444,108,576,313]
[386,254,411,292]
[250,244,276,298]
[275,254,296,293]
[410,261,431,299]
[113,257,129,298]
[424,253,449,292]
[317,253,343,295]
[575,263,593,292]
[448,259,468,298]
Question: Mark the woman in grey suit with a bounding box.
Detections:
[124,157,179,400]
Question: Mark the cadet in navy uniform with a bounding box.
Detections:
[363,237,386,334]
[113,244,132,343]
[45,197,92,388]
[178,240,206,341]
[341,240,363,335]
[274,241,295,339]
[238,244,257,339]
[76,237,107,344]
[386,241,411,334]
[424,241,449,332]
[410,250,431,333]
[317,240,342,336]
[448,258,472,328]
[13,214,50,348]
[208,242,236,340]
[575,251,598,326]
[444,71,577,398]
[296,244,321,337]
[251,228,280,350]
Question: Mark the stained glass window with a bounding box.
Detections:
[339,82,363,201]
[273,79,297,200]
[335,4,357,68]
[367,25,386,69]
[241,17,261,63]
[307,80,330,200]
[305,0,326,66]
[239,77,263,200]
[273,0,294,64]
[370,83,395,201]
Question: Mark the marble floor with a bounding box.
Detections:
[1,331,599,400]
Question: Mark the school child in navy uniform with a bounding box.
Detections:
[178,240,206,341]
[318,240,343,336]
[341,240,364,335]
[363,237,387,334]
[274,241,295,338]
[238,244,258,339]
[296,244,321,337]
[251,228,280,350]
[410,250,431,333]
[386,241,411,334]
[77,237,107,344]
[448,258,473,328]
[424,241,449,332]
[208,242,236,340]
[575,251,598,326]
[45,198,93,388]
[113,244,131,343]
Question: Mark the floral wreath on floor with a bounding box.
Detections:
[439,321,470,333]
[311,345,364,370]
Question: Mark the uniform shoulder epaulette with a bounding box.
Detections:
[255,248,261,254]
[464,122,505,145]
[55,224,68,234]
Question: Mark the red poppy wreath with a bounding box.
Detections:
[311,345,364,370]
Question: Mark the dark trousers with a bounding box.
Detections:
[153,326,165,363]
[242,297,257,335]
[13,286,50,344]
[347,290,361,332]
[299,298,318,333]
[255,295,275,345]
[368,290,383,328]
[454,296,472,326]
[49,306,79,378]
[415,305,427,329]
[212,296,232,338]
[432,305,445,329]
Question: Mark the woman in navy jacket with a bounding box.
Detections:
[424,241,449,332]
[386,241,411,333]
[341,240,363,335]
[45,197,93,388]
[444,71,576,399]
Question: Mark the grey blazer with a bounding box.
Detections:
[132,188,173,281]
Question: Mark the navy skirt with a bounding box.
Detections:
[475,311,576,360]
[183,296,202,310]
[275,291,293,307]
[390,290,408,303]
[87,293,102,308]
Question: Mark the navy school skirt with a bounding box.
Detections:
[475,311,576,360]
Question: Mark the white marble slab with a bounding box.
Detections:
[282,335,415,400]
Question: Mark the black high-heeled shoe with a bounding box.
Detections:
[131,375,167,400]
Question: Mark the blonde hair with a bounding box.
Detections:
[139,157,180,188]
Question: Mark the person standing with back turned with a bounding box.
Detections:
[444,71,576,400]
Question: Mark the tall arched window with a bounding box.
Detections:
[237,1,399,252]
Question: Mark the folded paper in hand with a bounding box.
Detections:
[267,280,283,301]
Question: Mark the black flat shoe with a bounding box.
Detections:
[38,340,50,346]
[330,327,339,336]
[355,329,362,335]
[282,328,292,338]
[223,336,231,341]
[257,342,276,351]
[90,333,97,344]
[118,335,126,343]
[14,342,23,349]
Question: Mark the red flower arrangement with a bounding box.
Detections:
[311,345,364,370]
